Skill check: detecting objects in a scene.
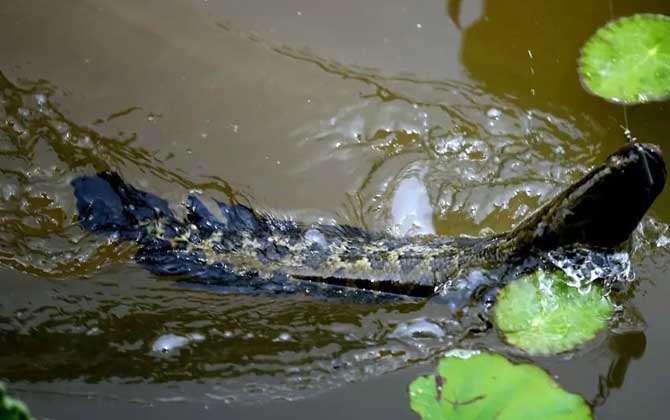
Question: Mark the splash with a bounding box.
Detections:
[547,247,634,293]
[291,93,596,236]
[0,67,663,406]
[0,71,241,277]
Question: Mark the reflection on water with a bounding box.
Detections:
[1,0,670,415]
[591,331,646,407]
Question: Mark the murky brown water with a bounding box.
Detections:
[1,0,670,418]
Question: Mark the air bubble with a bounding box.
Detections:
[304,228,327,248]
[274,332,293,342]
[35,94,47,106]
[151,333,205,353]
[434,135,464,155]
[486,108,502,119]
[391,319,445,340]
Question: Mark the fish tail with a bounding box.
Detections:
[71,171,176,240]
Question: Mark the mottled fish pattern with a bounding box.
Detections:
[71,143,666,297]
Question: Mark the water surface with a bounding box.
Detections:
[1,0,670,418]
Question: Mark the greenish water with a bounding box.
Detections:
[1,0,669,418]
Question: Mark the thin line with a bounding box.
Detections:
[608,0,633,143]
[623,104,629,131]
[608,0,614,18]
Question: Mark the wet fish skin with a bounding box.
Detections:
[72,142,665,297]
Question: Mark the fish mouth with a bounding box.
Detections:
[514,142,666,250]
[608,142,665,191]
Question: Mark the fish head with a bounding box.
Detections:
[518,142,666,250]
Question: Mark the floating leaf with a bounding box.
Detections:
[494,270,612,354]
[578,14,670,104]
[0,384,31,420]
[409,351,592,419]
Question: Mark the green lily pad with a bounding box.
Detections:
[494,270,612,355]
[409,351,592,419]
[0,384,31,420]
[578,14,670,104]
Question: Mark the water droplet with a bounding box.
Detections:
[434,135,464,155]
[152,334,190,353]
[486,108,502,119]
[86,327,101,336]
[274,332,293,342]
[391,319,445,339]
[35,94,46,106]
[304,228,327,248]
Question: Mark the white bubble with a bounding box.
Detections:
[152,334,190,353]
[444,349,480,359]
[486,108,502,119]
[434,135,464,155]
[391,319,445,340]
[151,332,205,353]
[304,228,327,248]
[35,94,47,106]
[274,332,293,342]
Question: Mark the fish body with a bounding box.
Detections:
[72,143,666,297]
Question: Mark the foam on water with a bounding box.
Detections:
[547,247,634,293]
[292,86,595,235]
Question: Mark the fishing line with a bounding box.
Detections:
[609,0,634,145]
[606,3,652,187]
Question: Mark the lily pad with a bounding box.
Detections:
[0,384,31,420]
[578,14,670,104]
[409,351,592,419]
[494,270,612,355]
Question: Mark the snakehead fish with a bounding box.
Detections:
[72,143,665,297]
